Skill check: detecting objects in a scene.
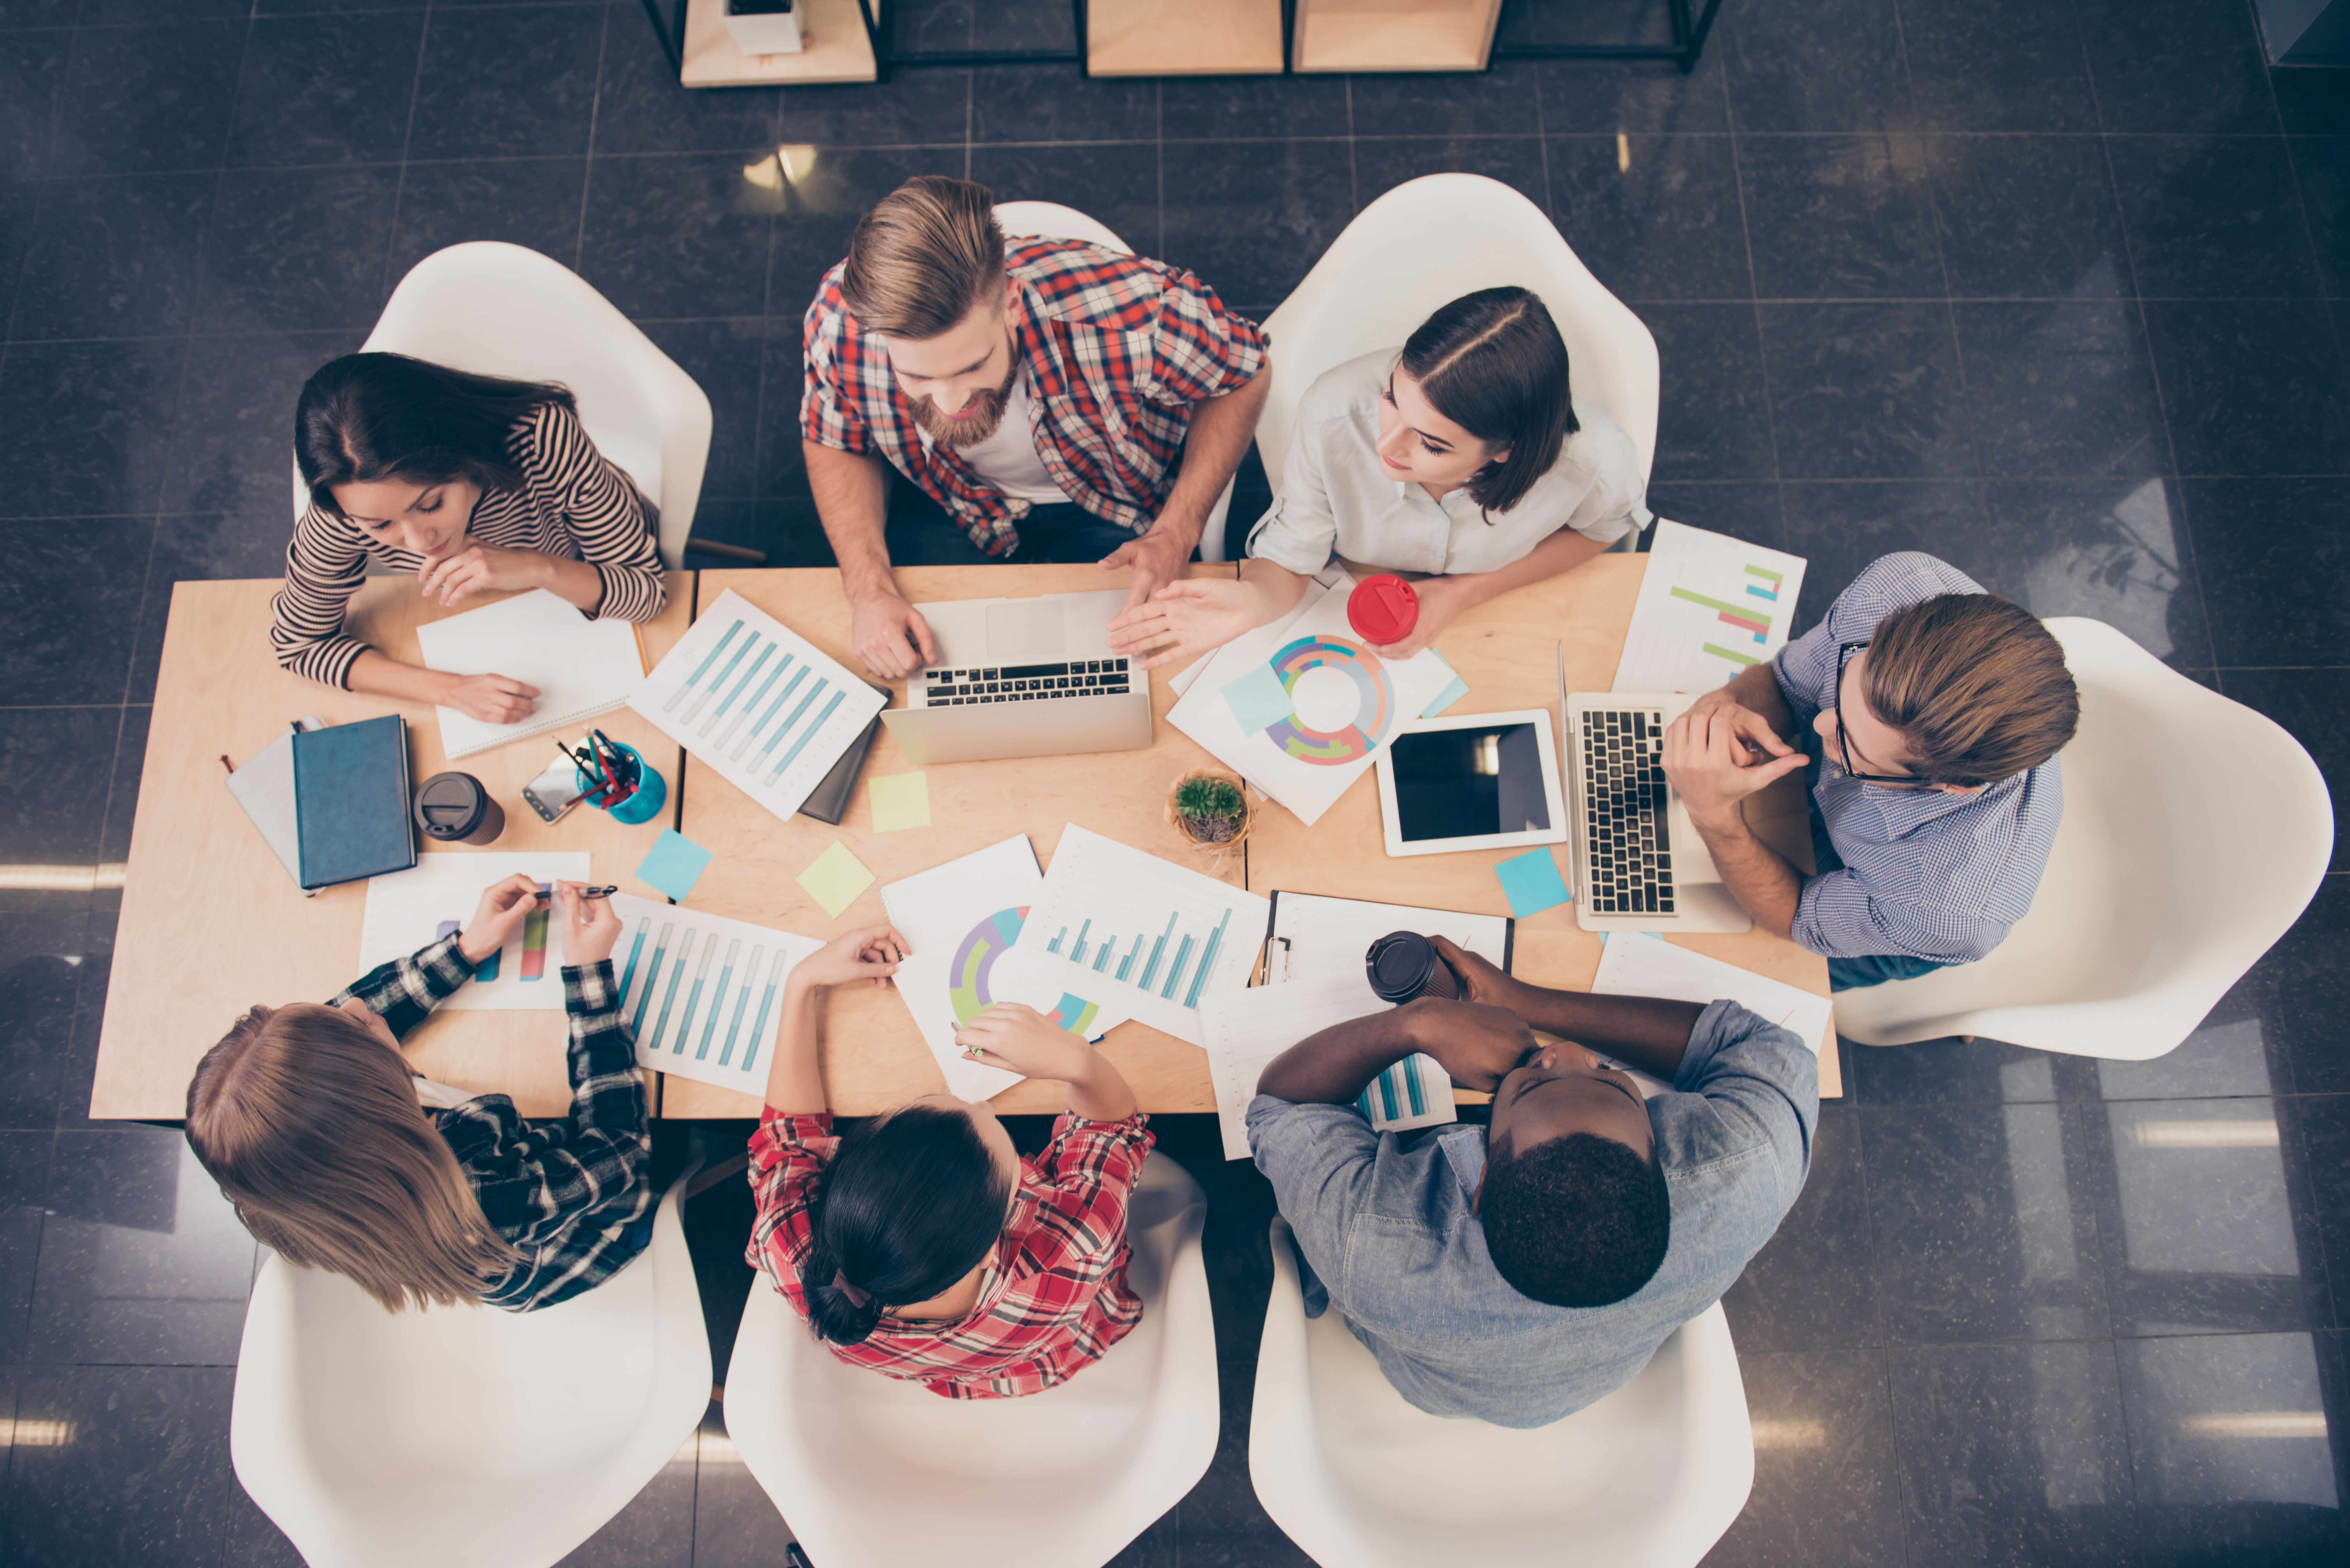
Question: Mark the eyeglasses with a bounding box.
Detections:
[1832,641,1928,785]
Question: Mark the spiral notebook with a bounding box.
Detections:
[415,588,649,759]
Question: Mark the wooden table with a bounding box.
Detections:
[1244,555,1841,1098]
[92,575,695,1121]
[667,565,1248,1119]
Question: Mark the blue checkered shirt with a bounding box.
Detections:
[1771,553,2064,964]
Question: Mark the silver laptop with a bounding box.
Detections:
[879,588,1152,765]
[1557,645,1751,934]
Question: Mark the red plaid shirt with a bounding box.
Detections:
[747,1107,1156,1399]
[800,239,1267,555]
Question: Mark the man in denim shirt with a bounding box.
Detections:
[1248,940,1816,1428]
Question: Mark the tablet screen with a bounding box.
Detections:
[1389,722,1553,843]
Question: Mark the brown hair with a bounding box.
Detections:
[1398,287,1579,516]
[185,1004,517,1312]
[1862,594,2080,787]
[840,176,1007,340]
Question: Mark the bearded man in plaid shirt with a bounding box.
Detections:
[800,174,1270,678]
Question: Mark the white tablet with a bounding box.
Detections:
[1374,708,1569,858]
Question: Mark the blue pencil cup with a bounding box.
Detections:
[580,742,666,826]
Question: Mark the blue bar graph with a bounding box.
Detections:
[1182,909,1232,1008]
[1138,912,1179,990]
[1092,938,1115,973]
[1071,920,1092,963]
[1158,934,1196,999]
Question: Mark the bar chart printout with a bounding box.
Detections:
[1611,520,1808,695]
[606,893,822,1092]
[1004,825,1270,1048]
[357,852,590,1011]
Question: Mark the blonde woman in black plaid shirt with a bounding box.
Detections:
[186,876,653,1313]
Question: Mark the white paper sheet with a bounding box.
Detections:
[605,894,823,1092]
[1264,892,1513,1002]
[1197,978,1389,1159]
[877,835,1128,1102]
[1007,824,1271,1048]
[1610,520,1809,695]
[414,589,646,759]
[627,588,887,821]
[1167,580,1455,826]
[1588,932,1831,1095]
[358,852,591,1010]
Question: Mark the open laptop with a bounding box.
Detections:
[879,588,1152,765]
[1557,645,1752,934]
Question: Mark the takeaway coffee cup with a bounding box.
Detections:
[1365,931,1462,1005]
[413,772,505,846]
[1347,575,1420,646]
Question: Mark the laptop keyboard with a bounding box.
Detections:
[1581,708,1676,917]
[918,658,1133,706]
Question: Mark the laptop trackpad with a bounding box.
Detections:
[986,600,1066,663]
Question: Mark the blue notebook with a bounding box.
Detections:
[292,715,417,891]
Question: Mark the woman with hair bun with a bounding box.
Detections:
[747,926,1154,1398]
[1108,285,1651,664]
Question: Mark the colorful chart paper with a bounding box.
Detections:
[1611,520,1808,693]
[356,852,591,1011]
[796,840,876,919]
[605,893,823,1093]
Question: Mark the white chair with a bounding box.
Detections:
[1254,172,1662,554]
[723,1152,1218,1568]
[296,240,735,567]
[1834,616,2333,1059]
[995,201,1239,561]
[1249,1218,1755,1568]
[229,1176,711,1568]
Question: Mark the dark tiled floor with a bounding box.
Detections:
[1,0,2346,1563]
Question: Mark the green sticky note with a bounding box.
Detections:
[868,771,931,832]
[634,829,713,903]
[1494,847,1572,918]
[797,839,876,919]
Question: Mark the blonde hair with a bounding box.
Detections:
[185,1003,517,1312]
[840,175,1007,340]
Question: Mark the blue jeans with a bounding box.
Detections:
[1807,774,1959,993]
[885,479,1142,567]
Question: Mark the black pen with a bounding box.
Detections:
[578,885,619,900]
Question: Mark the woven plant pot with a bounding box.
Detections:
[1165,767,1254,854]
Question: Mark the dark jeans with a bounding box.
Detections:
[885,482,1141,567]
[1806,758,1960,994]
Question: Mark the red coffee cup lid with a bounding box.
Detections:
[1348,575,1420,645]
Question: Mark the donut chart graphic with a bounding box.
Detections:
[1262,634,1396,765]
[947,906,1101,1035]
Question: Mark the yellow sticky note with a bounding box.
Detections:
[796,840,876,919]
[868,771,931,833]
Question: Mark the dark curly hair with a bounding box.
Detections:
[1480,1132,1670,1308]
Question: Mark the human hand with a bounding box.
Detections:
[1685,696,1795,765]
[1363,577,1460,663]
[459,874,547,966]
[416,540,545,610]
[1398,997,1540,1093]
[442,672,542,725]
[1429,936,1532,1014]
[954,1003,1097,1082]
[1099,525,1196,617]
[1103,578,1254,670]
[791,924,908,990]
[552,880,621,967]
[849,590,938,680]
[1661,705,1809,827]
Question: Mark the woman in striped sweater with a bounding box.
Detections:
[273,353,668,723]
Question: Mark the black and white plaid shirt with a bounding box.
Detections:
[331,934,656,1312]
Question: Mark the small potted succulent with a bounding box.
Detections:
[1167,769,1253,854]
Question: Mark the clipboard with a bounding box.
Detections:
[1255,892,1515,988]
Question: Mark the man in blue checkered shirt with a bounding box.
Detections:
[1659,553,2080,991]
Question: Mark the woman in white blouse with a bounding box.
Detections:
[1106,287,1649,665]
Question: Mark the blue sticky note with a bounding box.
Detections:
[635,829,714,903]
[1420,649,1469,718]
[1494,848,1572,918]
[1219,661,1296,734]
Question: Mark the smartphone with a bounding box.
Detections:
[522,761,588,825]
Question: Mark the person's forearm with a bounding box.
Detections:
[1439,527,1610,617]
[348,648,463,707]
[1062,1055,1139,1122]
[763,976,829,1115]
[804,441,898,602]
[1236,555,1310,626]
[1474,984,1705,1082]
[1258,1007,1422,1104]
[1150,373,1271,552]
[1685,806,1804,940]
[530,552,606,613]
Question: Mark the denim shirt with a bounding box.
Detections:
[1247,1000,1817,1428]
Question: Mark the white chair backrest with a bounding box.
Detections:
[995,201,1133,255]
[355,242,712,569]
[229,1180,710,1568]
[1833,616,2333,1057]
[1257,174,1660,494]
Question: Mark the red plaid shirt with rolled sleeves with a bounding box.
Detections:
[800,238,1268,556]
[747,1106,1156,1399]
